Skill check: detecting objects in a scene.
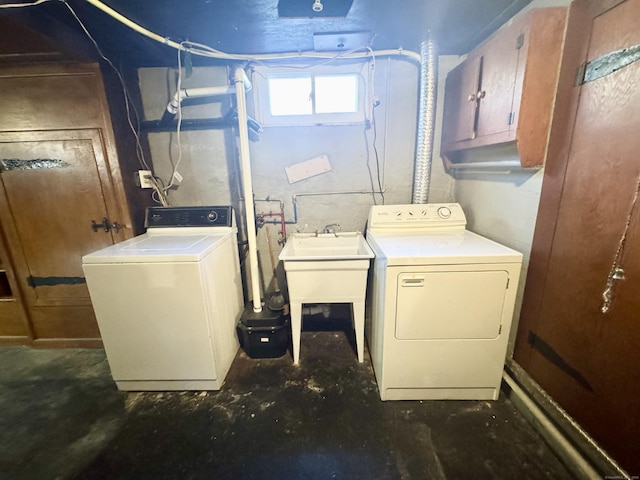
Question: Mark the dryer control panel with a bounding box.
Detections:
[367,203,466,231]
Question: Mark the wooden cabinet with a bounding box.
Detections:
[441,7,567,168]
[0,62,148,347]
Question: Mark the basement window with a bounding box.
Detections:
[252,65,368,126]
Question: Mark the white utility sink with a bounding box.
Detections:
[279,232,374,261]
[279,232,374,365]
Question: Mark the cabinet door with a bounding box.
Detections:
[475,22,523,139]
[0,129,129,342]
[441,56,481,145]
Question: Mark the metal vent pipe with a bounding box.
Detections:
[412,36,438,204]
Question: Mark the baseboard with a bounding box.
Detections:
[0,336,31,346]
[503,359,629,479]
[32,338,103,349]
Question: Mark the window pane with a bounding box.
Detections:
[268,76,312,116]
[315,74,358,114]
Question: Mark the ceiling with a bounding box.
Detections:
[2,0,533,68]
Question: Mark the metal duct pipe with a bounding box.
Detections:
[412,36,438,204]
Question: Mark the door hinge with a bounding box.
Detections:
[498,324,503,335]
[575,62,587,86]
[27,276,86,288]
[577,43,640,85]
[507,112,515,125]
[506,277,510,289]
[516,33,524,50]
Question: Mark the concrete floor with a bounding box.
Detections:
[0,317,576,480]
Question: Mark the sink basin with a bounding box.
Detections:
[279,232,374,261]
[278,232,374,365]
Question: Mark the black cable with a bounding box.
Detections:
[371,102,385,205]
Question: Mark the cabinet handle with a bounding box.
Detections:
[477,90,486,99]
[467,93,477,102]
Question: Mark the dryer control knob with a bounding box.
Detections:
[207,211,219,222]
[438,206,452,219]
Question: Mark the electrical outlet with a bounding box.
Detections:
[137,170,154,189]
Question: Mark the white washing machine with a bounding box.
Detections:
[365,203,523,401]
[82,206,243,391]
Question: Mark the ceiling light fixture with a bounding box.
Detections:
[312,0,323,12]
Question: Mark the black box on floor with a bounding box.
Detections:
[236,314,290,358]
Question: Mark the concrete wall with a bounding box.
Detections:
[138,56,435,298]
[136,0,565,323]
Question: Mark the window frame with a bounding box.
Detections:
[251,63,369,127]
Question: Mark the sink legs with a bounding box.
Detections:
[291,301,303,365]
[290,301,365,365]
[353,301,365,363]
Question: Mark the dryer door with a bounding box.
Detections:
[395,269,509,340]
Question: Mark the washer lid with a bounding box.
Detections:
[82,232,231,264]
[366,230,523,265]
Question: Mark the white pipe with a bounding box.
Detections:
[84,0,421,63]
[165,73,252,115]
[234,67,262,313]
[502,372,602,479]
[166,86,237,114]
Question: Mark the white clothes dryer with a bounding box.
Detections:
[365,203,523,401]
[82,206,243,391]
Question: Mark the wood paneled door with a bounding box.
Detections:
[0,129,132,345]
[515,0,640,473]
[0,61,147,347]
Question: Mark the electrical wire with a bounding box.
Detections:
[367,51,384,205]
[371,100,385,205]
[360,52,384,206]
[2,0,415,209]
[0,0,51,8]
[63,3,144,168]
[61,1,169,206]
[15,0,421,64]
[601,170,640,313]
[162,44,186,197]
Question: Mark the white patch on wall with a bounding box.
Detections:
[285,154,332,184]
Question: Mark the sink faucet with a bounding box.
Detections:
[322,223,341,234]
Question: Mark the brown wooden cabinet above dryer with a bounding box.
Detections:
[441,7,567,169]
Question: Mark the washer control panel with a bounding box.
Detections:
[367,203,466,231]
[145,206,233,228]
